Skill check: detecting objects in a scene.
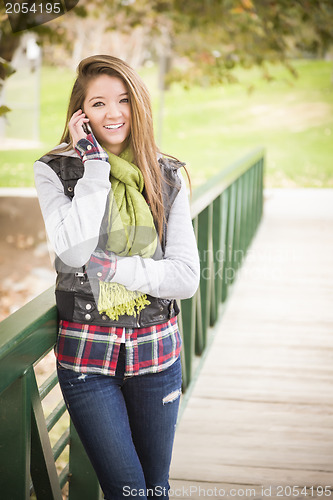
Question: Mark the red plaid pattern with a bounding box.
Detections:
[87,248,117,281]
[55,316,182,376]
[75,133,109,163]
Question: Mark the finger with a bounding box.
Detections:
[69,117,91,146]
[69,113,86,127]
[69,110,86,126]
[69,118,89,136]
[72,109,84,117]
[72,117,89,128]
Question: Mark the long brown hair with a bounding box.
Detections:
[52,55,190,240]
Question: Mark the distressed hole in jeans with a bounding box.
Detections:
[162,388,182,405]
[78,374,87,381]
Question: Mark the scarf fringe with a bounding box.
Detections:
[98,281,151,321]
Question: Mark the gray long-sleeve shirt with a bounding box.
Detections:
[34,148,200,301]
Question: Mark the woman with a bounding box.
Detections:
[34,55,200,499]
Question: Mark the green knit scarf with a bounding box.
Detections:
[97,146,158,320]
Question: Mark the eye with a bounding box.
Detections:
[92,101,104,107]
[120,98,129,103]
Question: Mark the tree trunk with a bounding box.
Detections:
[0,29,21,82]
[0,30,21,63]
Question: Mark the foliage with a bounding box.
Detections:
[158,0,333,85]
[62,0,333,86]
[1,0,333,87]
[0,56,15,117]
[0,104,10,116]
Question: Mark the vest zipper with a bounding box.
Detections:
[136,310,141,328]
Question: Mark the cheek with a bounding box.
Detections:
[84,106,101,122]
[85,111,97,124]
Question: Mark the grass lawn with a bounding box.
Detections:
[1,59,332,188]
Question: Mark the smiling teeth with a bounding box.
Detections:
[105,124,123,129]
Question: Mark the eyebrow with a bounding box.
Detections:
[88,92,129,102]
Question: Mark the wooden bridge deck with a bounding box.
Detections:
[170,188,333,499]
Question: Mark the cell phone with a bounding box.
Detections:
[82,122,92,135]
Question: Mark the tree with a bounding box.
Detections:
[1,0,333,90]
[139,0,333,85]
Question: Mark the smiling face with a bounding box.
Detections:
[83,74,131,155]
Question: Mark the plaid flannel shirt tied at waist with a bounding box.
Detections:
[55,316,182,377]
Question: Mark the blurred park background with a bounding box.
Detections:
[0,0,333,321]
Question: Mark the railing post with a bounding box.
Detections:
[30,370,63,500]
[230,178,241,281]
[196,205,213,353]
[234,176,244,272]
[239,171,248,260]
[258,158,264,224]
[211,191,228,321]
[179,294,196,390]
[260,157,265,219]
[253,161,259,231]
[222,184,236,299]
[0,370,31,499]
[249,165,256,244]
[211,195,222,324]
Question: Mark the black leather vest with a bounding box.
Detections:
[40,153,183,327]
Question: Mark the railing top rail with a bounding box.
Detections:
[0,285,57,394]
[190,147,265,218]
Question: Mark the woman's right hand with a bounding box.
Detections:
[71,111,109,164]
[68,109,90,147]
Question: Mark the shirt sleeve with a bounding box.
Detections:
[34,156,111,268]
[109,170,200,300]
[86,248,117,282]
[75,133,109,163]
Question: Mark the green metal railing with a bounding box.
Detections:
[0,147,264,499]
[179,147,264,389]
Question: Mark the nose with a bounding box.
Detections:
[105,102,122,119]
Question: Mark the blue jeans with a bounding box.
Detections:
[57,345,182,500]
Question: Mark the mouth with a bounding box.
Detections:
[104,123,124,130]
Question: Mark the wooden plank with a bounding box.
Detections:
[180,377,333,404]
[176,398,333,427]
[173,404,333,469]
[170,462,333,491]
